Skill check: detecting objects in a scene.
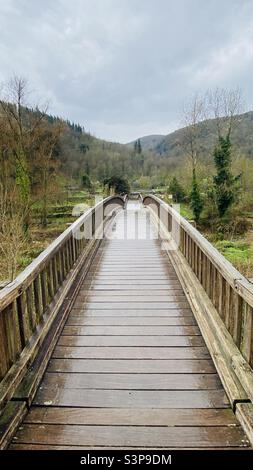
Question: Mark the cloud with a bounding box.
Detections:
[193,24,253,86]
[0,0,253,142]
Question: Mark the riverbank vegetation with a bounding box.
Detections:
[1,77,253,282]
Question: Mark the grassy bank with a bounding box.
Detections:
[168,198,253,279]
[184,206,253,279]
[210,237,253,278]
[0,190,97,284]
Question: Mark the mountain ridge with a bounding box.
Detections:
[127,134,165,151]
[127,111,253,159]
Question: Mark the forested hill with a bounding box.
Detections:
[5,105,253,190]
[45,109,253,189]
[128,111,253,159]
[46,114,133,181]
[127,135,165,151]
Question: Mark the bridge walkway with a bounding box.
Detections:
[10,203,250,449]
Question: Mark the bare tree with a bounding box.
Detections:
[178,94,207,222]
[0,187,27,282]
[0,76,47,231]
[207,87,243,139]
[34,120,66,226]
[180,93,207,172]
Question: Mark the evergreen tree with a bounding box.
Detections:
[79,143,89,154]
[104,176,130,194]
[81,173,91,189]
[213,136,241,217]
[190,169,203,223]
[168,177,185,203]
[134,139,142,154]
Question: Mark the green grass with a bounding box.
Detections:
[213,239,253,277]
[15,193,94,275]
[241,210,253,219]
[214,239,253,261]
[179,203,193,220]
[18,247,44,269]
[0,187,107,283]
[163,198,194,221]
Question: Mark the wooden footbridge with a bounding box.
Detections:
[0,195,253,450]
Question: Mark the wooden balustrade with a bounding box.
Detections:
[143,195,253,404]
[0,195,126,408]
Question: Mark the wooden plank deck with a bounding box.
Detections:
[10,203,250,449]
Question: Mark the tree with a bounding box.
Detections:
[180,94,206,171]
[81,173,92,190]
[0,184,27,281]
[207,87,242,140]
[213,136,241,217]
[0,76,47,232]
[104,176,130,194]
[180,94,205,221]
[208,88,243,218]
[168,177,185,203]
[0,202,26,281]
[134,139,142,154]
[190,169,203,223]
[35,121,65,227]
[0,79,30,218]
[79,143,89,154]
[137,175,151,189]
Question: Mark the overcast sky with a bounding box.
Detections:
[0,0,253,142]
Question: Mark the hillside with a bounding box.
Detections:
[4,105,253,192]
[127,134,165,151]
[45,114,134,182]
[128,111,253,159]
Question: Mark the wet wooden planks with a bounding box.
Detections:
[52,346,210,359]
[11,424,248,449]
[36,371,222,390]
[58,335,205,346]
[47,358,217,374]
[17,407,240,426]
[10,206,250,449]
[61,325,201,336]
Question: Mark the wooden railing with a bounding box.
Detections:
[0,195,126,409]
[143,195,253,409]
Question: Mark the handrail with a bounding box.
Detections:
[0,195,126,404]
[0,195,126,309]
[143,194,253,368]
